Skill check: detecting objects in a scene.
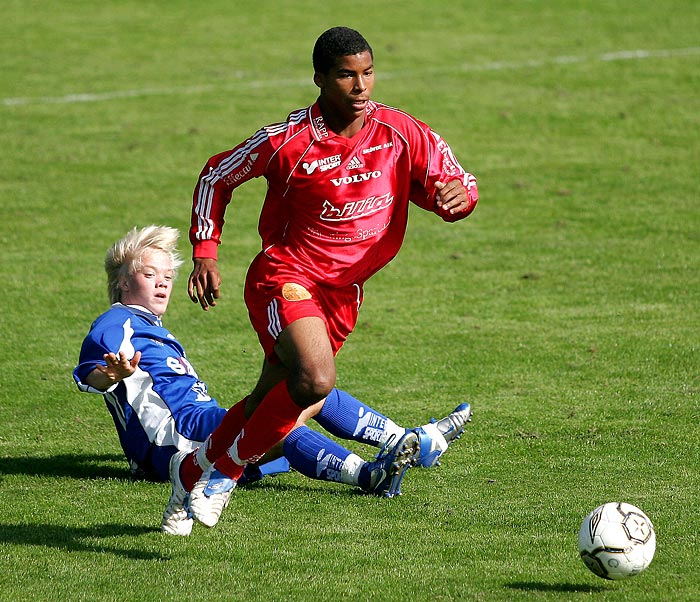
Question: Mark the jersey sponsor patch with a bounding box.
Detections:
[320,193,393,221]
[302,154,342,174]
[435,137,460,177]
[282,282,312,301]
[330,171,382,187]
[362,141,393,155]
[222,153,259,186]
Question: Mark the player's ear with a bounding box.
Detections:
[313,72,324,89]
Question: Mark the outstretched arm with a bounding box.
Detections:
[85,350,142,392]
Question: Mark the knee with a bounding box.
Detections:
[289,363,336,407]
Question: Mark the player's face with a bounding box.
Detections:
[121,249,174,317]
[315,51,374,135]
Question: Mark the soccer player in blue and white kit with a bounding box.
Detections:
[74,226,471,535]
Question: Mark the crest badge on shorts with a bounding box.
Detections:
[282,282,312,301]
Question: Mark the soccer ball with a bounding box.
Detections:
[578,502,656,580]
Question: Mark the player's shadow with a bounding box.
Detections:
[0,453,133,481]
[506,581,606,594]
[0,455,168,560]
[0,453,386,499]
[237,477,356,497]
[236,475,392,499]
[0,522,166,560]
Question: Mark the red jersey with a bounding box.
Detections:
[190,100,478,288]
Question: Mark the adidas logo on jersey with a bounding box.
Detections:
[346,155,364,170]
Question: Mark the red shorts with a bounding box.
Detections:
[244,253,363,359]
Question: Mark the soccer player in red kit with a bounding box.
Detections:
[166,26,478,530]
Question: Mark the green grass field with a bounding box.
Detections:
[1,1,699,600]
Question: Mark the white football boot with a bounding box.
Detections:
[161,450,193,536]
[188,468,236,528]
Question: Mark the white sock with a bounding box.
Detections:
[378,419,407,447]
[340,453,366,486]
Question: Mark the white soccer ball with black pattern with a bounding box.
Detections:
[578,502,656,580]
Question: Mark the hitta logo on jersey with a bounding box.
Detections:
[330,171,382,187]
[320,192,393,222]
[222,153,259,186]
[303,154,342,174]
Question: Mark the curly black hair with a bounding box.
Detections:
[312,27,373,74]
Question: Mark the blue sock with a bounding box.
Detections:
[283,426,353,483]
[315,388,390,445]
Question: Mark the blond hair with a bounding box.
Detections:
[105,225,184,304]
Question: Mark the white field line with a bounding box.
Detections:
[3,47,699,107]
